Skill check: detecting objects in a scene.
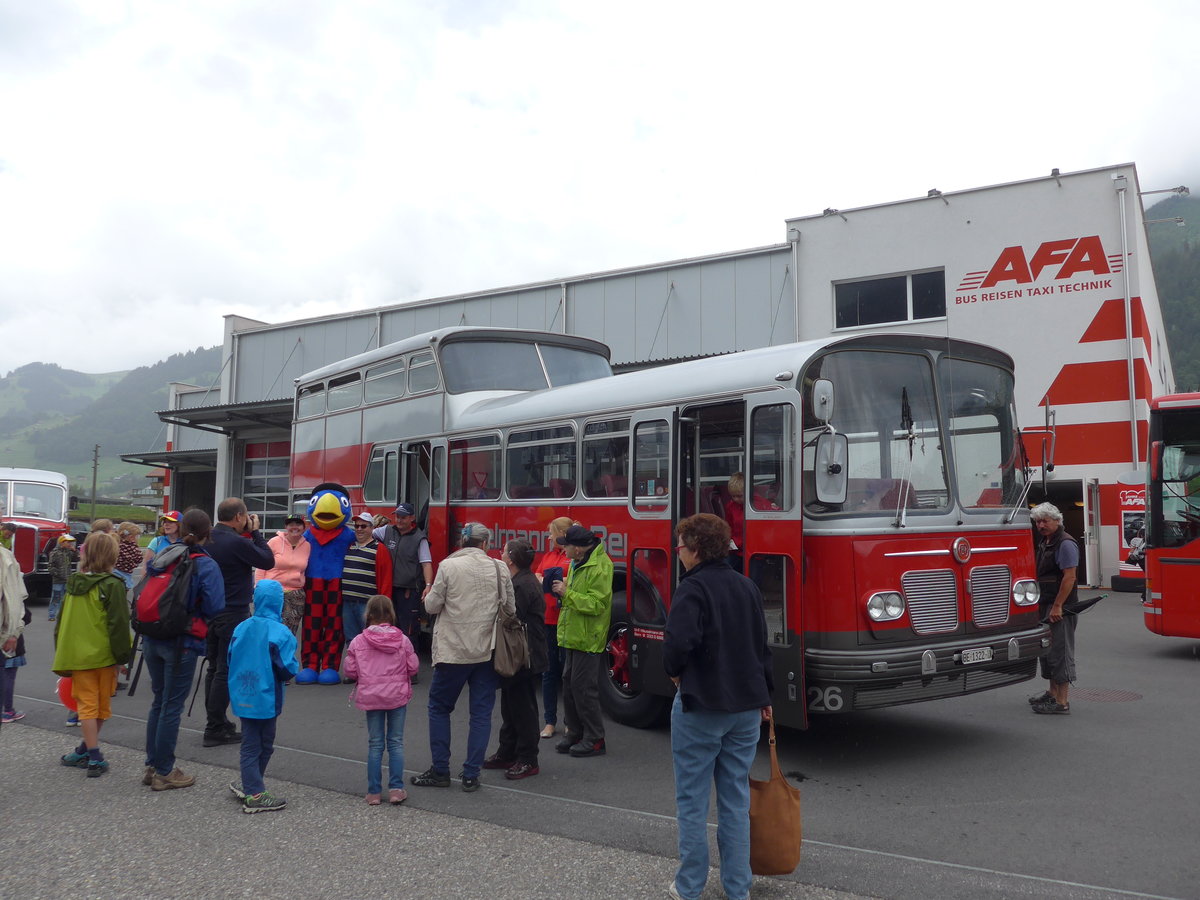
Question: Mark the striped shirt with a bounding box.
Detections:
[342,540,382,603]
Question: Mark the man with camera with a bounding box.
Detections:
[203,498,275,747]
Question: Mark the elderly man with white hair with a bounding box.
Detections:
[1029,502,1079,715]
[410,522,515,792]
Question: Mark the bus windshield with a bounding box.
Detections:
[939,357,1026,510]
[1150,412,1200,549]
[3,480,66,520]
[803,349,951,514]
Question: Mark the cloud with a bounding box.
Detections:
[0,0,1197,372]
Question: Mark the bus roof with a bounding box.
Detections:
[296,326,611,387]
[1151,393,1200,411]
[447,332,1013,434]
[0,467,69,488]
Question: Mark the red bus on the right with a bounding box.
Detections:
[1142,393,1200,639]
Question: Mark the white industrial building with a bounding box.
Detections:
[125,162,1178,588]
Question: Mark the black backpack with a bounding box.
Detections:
[131,544,199,640]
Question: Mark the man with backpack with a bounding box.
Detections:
[203,499,274,747]
[137,508,225,789]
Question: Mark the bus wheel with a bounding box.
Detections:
[600,622,669,728]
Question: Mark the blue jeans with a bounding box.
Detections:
[143,640,199,775]
[240,717,277,796]
[670,694,760,900]
[427,661,498,779]
[541,623,564,726]
[366,706,408,793]
[48,583,66,620]
[342,600,367,649]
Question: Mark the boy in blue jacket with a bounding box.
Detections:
[227,579,298,813]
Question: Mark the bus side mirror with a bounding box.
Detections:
[812,379,835,424]
[814,432,848,505]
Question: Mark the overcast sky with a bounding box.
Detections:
[1,0,1196,375]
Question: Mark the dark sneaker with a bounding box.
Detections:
[1027,690,1053,706]
[555,736,577,755]
[505,762,539,780]
[151,768,196,791]
[86,759,109,778]
[482,753,514,770]
[61,751,89,768]
[203,730,241,747]
[1033,702,1070,715]
[243,790,286,814]
[228,781,247,800]
[410,767,451,788]
[461,775,480,793]
[571,739,609,763]
[569,739,606,758]
[142,765,155,786]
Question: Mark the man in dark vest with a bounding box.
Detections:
[378,503,432,676]
[1029,502,1079,715]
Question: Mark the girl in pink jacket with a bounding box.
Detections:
[344,594,419,805]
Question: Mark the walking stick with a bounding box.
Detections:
[187,651,208,716]
[126,633,144,697]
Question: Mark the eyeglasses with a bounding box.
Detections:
[353,524,372,530]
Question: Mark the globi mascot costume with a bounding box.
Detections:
[296,482,356,685]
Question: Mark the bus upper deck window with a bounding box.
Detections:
[327,373,363,412]
[297,383,325,419]
[365,360,406,404]
[409,352,440,394]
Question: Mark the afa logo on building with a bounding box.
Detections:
[954,235,1124,303]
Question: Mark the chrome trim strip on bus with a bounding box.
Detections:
[1144,606,1162,615]
[883,546,1015,558]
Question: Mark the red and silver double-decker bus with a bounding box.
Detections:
[291,327,1048,728]
[0,467,71,599]
[1140,394,1200,639]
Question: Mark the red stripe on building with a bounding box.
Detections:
[1040,359,1153,406]
[1078,296,1150,358]
[1023,420,1147,467]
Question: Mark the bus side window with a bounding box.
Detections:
[506,426,575,501]
[750,404,794,511]
[450,436,501,501]
[364,445,400,504]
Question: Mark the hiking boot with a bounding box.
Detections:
[389,789,407,805]
[243,790,286,814]
[1027,690,1053,706]
[410,767,451,788]
[461,775,480,792]
[151,768,196,791]
[365,793,381,806]
[61,750,89,768]
[87,759,109,778]
[1033,702,1070,715]
[142,766,155,786]
[482,753,514,770]
[504,762,539,780]
[228,781,247,800]
[569,739,606,758]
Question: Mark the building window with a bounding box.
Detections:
[242,442,292,533]
[834,270,946,329]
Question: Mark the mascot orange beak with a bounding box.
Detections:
[311,492,346,530]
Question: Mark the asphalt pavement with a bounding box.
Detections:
[0,721,861,900]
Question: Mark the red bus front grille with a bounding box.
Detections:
[901,569,958,634]
[969,565,1011,627]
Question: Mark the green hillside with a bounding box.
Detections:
[1146,193,1200,391]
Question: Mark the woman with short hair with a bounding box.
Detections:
[664,513,773,900]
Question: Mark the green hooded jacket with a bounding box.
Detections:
[557,543,613,653]
[52,572,133,675]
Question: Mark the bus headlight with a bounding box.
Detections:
[1012,580,1040,606]
[867,591,905,621]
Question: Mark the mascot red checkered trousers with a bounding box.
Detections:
[296,483,356,685]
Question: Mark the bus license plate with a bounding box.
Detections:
[961,647,993,665]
